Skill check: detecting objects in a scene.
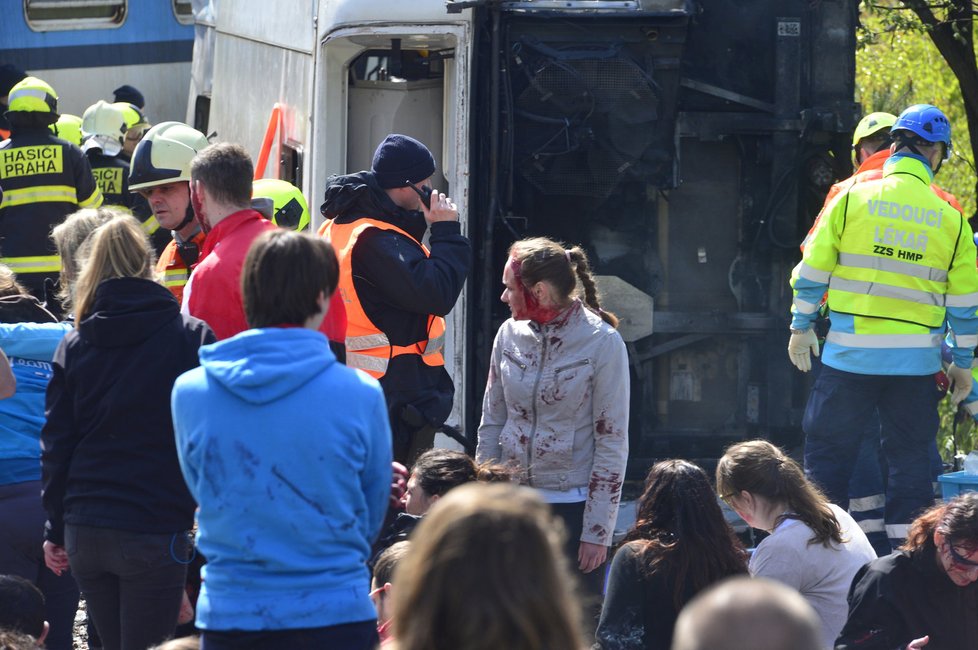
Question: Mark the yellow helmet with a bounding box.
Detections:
[6,76,58,114]
[81,100,128,156]
[129,121,209,191]
[49,114,83,147]
[851,112,897,148]
[252,178,310,231]
[114,102,150,131]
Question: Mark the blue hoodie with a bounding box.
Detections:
[172,327,392,631]
[0,322,73,485]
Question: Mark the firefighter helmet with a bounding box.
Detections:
[115,102,150,132]
[252,179,311,231]
[81,100,128,156]
[129,121,209,191]
[851,112,897,148]
[49,114,83,147]
[6,76,58,115]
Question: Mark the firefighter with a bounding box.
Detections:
[322,134,471,463]
[128,121,209,303]
[80,101,158,252]
[789,104,978,549]
[0,76,103,303]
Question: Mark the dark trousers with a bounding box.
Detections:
[201,621,378,650]
[551,500,605,637]
[0,480,79,650]
[803,366,937,548]
[66,524,190,650]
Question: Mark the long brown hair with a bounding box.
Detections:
[73,215,156,322]
[627,460,747,610]
[716,440,843,547]
[902,492,978,553]
[393,483,585,650]
[508,237,618,328]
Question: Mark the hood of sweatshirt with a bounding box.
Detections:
[77,277,182,348]
[198,327,335,404]
[320,170,428,242]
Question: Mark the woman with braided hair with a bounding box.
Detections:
[716,440,876,648]
[477,236,629,622]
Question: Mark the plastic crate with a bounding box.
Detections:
[937,471,978,500]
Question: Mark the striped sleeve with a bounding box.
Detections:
[790,192,844,329]
[945,213,978,368]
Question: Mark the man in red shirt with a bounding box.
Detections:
[184,143,345,351]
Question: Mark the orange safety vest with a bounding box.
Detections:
[324,218,446,379]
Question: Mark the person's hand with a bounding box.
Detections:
[578,541,608,574]
[390,461,408,509]
[43,541,69,576]
[947,364,972,406]
[421,190,458,225]
[787,328,819,372]
[907,636,929,649]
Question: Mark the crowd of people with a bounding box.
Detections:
[0,67,977,650]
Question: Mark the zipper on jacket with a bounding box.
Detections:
[554,358,590,375]
[502,349,527,377]
[526,333,548,483]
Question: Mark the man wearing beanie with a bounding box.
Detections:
[322,133,470,464]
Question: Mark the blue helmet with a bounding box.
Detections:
[892,104,952,158]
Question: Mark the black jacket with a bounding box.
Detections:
[835,548,978,649]
[0,127,102,297]
[321,172,470,441]
[85,151,164,254]
[41,278,214,544]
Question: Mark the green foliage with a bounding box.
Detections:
[938,395,975,463]
[856,3,977,220]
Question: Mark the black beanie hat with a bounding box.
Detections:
[0,64,27,99]
[113,84,145,109]
[371,134,436,189]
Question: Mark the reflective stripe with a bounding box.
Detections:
[162,269,188,287]
[857,518,885,534]
[825,331,942,349]
[837,252,948,282]
[886,523,910,540]
[346,333,391,351]
[142,215,161,235]
[0,255,61,273]
[829,277,944,307]
[797,262,831,284]
[955,335,978,348]
[8,88,50,103]
[849,494,885,512]
[0,185,76,208]
[347,352,389,374]
[966,400,978,416]
[425,332,445,356]
[78,187,102,208]
[946,292,978,307]
[793,297,819,315]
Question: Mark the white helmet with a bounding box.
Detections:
[81,100,128,156]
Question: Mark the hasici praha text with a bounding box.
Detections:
[0,145,63,178]
[869,199,943,262]
[93,167,123,195]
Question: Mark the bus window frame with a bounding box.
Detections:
[172,0,193,25]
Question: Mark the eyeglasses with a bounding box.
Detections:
[946,542,978,571]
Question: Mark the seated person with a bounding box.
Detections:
[370,541,410,647]
[0,574,47,647]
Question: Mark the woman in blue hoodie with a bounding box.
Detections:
[41,216,214,650]
[172,229,392,650]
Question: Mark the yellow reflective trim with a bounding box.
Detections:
[78,186,103,208]
[0,255,62,273]
[142,215,161,235]
[0,185,76,208]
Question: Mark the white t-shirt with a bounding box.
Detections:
[749,503,877,649]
